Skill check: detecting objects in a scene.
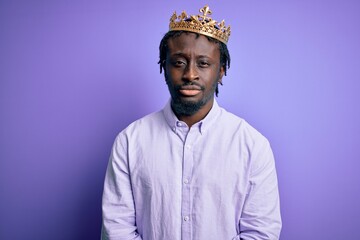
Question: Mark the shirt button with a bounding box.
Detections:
[183,178,189,184]
[183,216,190,221]
[172,127,176,132]
[177,122,182,127]
[186,145,191,149]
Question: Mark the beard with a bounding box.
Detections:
[166,79,217,116]
[171,96,205,116]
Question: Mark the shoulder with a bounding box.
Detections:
[218,107,269,146]
[115,110,165,141]
[127,110,164,130]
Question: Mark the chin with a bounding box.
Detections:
[171,97,204,116]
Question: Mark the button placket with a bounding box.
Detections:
[181,128,197,239]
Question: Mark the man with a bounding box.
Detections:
[101,5,281,240]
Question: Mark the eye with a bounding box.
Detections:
[198,61,210,68]
[172,60,186,67]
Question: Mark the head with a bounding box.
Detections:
[158,30,230,116]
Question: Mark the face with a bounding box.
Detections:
[165,32,224,116]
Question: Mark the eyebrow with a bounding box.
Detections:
[170,52,212,59]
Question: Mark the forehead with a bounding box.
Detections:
[167,32,220,59]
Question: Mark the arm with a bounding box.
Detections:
[101,134,142,240]
[236,139,282,240]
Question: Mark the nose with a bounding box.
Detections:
[183,62,199,82]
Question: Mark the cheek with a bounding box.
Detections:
[205,69,221,81]
[167,68,183,81]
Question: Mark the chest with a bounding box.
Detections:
[128,130,250,193]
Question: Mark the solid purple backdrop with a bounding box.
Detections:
[1,1,359,239]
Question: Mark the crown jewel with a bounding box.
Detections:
[169,5,231,45]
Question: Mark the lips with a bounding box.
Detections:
[178,85,202,97]
[179,89,201,96]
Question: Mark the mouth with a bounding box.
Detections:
[179,89,201,96]
[178,85,203,97]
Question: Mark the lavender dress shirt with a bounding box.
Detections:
[101,100,281,240]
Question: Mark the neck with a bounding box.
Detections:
[173,98,214,128]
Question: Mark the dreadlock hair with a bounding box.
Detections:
[158,30,231,97]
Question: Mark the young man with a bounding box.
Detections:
[101,5,281,240]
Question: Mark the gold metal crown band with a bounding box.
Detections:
[169,5,231,45]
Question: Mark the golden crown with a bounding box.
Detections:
[169,5,231,45]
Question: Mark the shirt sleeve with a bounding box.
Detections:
[101,134,142,240]
[237,138,282,240]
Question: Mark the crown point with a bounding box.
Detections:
[179,11,187,21]
[199,5,212,18]
[170,12,177,22]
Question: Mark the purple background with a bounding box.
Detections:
[1,1,359,239]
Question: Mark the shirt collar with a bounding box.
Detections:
[162,98,221,134]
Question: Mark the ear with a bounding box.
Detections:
[218,66,225,85]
